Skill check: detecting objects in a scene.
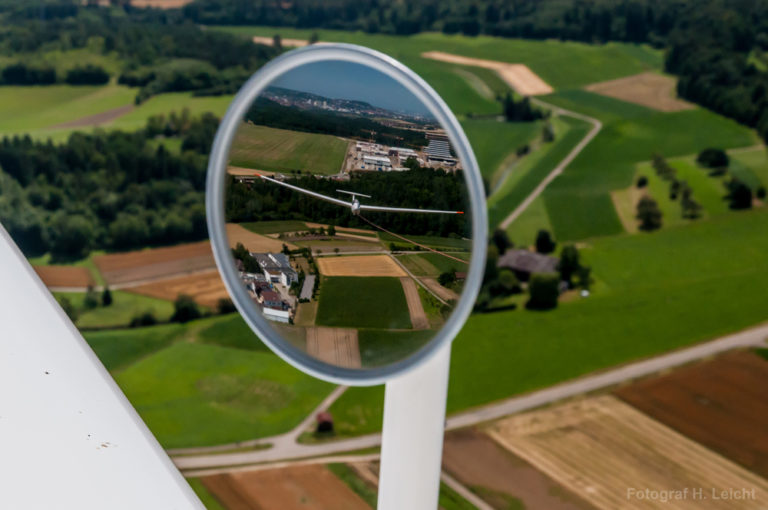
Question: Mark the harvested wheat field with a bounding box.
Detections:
[317,255,406,277]
[585,72,694,112]
[422,277,459,302]
[202,464,370,510]
[130,0,193,7]
[253,36,311,48]
[616,350,768,478]
[227,223,298,253]
[400,277,428,330]
[488,395,768,510]
[125,270,228,309]
[34,265,94,288]
[443,429,594,510]
[306,327,361,368]
[227,166,275,177]
[93,241,214,285]
[422,51,554,96]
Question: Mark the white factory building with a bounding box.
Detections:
[363,155,392,170]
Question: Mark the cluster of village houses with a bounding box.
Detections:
[236,252,314,323]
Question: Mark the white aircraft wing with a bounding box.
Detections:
[360,204,464,215]
[260,175,351,208]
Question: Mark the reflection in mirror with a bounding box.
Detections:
[224,60,472,371]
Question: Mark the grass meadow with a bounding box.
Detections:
[240,220,310,235]
[229,123,348,175]
[396,252,469,277]
[330,208,768,435]
[84,314,333,448]
[316,276,412,329]
[54,290,174,329]
[461,118,542,180]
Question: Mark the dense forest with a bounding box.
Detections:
[181,0,768,141]
[226,168,469,238]
[0,112,218,259]
[246,97,429,148]
[0,4,277,102]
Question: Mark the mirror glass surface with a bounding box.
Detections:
[223,59,474,371]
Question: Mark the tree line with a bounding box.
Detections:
[226,167,469,238]
[0,4,277,102]
[0,111,219,260]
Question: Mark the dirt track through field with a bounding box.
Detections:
[202,464,370,510]
[125,270,228,308]
[93,241,215,285]
[616,350,768,478]
[422,51,554,96]
[585,72,694,112]
[488,395,768,510]
[50,104,134,130]
[34,266,94,288]
[443,429,594,510]
[317,255,406,277]
[422,277,459,302]
[306,327,361,368]
[399,277,428,330]
[227,223,298,253]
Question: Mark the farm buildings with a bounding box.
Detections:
[240,251,299,323]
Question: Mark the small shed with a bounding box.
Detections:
[497,249,558,282]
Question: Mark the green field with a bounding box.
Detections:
[358,329,434,367]
[461,118,542,180]
[330,208,768,435]
[730,147,768,191]
[316,277,412,329]
[539,90,757,240]
[215,27,662,91]
[84,314,333,448]
[240,220,310,234]
[488,115,591,228]
[0,84,134,139]
[380,232,471,251]
[396,253,469,277]
[229,123,348,175]
[54,290,174,329]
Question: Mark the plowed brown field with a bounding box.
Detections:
[93,241,214,285]
[125,270,228,309]
[616,350,768,478]
[227,223,297,253]
[585,72,694,112]
[317,255,406,277]
[488,395,768,510]
[201,464,370,510]
[443,429,594,510]
[34,265,94,288]
[422,51,554,96]
[400,277,428,330]
[306,327,361,368]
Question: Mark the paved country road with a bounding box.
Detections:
[173,322,768,472]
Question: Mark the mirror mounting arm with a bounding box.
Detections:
[377,341,451,509]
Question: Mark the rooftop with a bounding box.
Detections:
[497,249,558,274]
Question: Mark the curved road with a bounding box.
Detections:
[173,322,768,472]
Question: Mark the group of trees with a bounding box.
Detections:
[0,62,109,86]
[502,93,547,122]
[57,285,113,323]
[226,166,469,239]
[0,5,278,103]
[180,0,683,43]
[651,153,703,220]
[0,112,218,259]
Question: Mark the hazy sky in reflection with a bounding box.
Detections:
[270,60,434,116]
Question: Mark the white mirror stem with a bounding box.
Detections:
[377,341,451,509]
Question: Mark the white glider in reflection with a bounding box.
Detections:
[259,174,464,216]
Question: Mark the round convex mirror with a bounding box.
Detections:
[207,44,486,385]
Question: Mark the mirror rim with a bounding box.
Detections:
[206,43,487,385]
